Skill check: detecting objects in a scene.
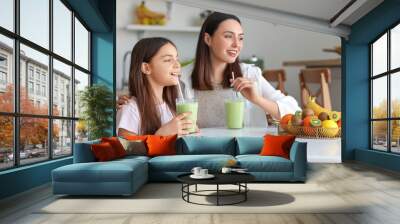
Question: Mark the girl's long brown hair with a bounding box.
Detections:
[192,12,243,90]
[128,37,178,134]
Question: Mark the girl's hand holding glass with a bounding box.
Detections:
[155,112,193,136]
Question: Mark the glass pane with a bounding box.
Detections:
[75,120,88,143]
[0,116,13,170]
[20,117,49,165]
[0,0,14,31]
[372,33,387,76]
[74,69,89,118]
[20,0,49,49]
[372,121,388,151]
[0,35,14,112]
[392,120,400,153]
[392,72,400,118]
[372,76,387,119]
[53,119,72,158]
[391,24,400,70]
[20,44,49,115]
[53,59,72,117]
[75,18,89,70]
[53,0,72,60]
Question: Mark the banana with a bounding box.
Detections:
[136,1,166,25]
[305,96,330,116]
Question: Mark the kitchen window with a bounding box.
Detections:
[370,22,400,154]
[0,0,91,170]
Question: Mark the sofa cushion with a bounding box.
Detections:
[52,158,147,183]
[74,140,100,163]
[148,154,235,172]
[101,137,127,158]
[177,136,236,155]
[236,155,293,172]
[236,137,263,155]
[91,142,118,161]
[118,137,147,156]
[260,134,296,159]
[147,135,177,157]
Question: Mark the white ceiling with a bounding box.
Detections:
[224,0,352,23]
[171,0,384,37]
[222,0,383,26]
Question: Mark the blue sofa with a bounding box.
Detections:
[52,136,307,196]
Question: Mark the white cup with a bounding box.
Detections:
[221,167,232,174]
[191,167,202,176]
[200,169,208,176]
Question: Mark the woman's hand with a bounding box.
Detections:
[155,112,194,136]
[117,95,130,110]
[230,78,261,104]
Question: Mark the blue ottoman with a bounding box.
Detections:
[52,156,148,196]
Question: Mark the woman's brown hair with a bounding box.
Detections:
[128,37,178,134]
[191,12,243,90]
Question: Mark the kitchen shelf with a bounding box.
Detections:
[126,24,201,32]
[125,24,201,39]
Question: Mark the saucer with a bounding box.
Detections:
[190,174,215,179]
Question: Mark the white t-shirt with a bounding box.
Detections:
[180,63,300,128]
[116,98,174,135]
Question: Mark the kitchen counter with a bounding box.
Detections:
[189,127,341,163]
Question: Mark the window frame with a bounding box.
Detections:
[370,20,400,154]
[0,0,92,171]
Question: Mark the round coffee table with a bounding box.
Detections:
[177,173,255,206]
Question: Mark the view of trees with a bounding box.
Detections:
[373,99,400,143]
[0,85,59,150]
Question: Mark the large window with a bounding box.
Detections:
[371,23,400,154]
[0,0,91,171]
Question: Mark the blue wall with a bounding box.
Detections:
[343,0,400,171]
[0,0,116,200]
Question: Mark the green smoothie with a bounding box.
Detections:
[225,100,244,129]
[176,100,198,133]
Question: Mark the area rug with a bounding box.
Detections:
[37,183,362,214]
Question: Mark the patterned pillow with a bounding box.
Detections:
[118,137,147,156]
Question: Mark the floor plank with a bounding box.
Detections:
[1,162,400,224]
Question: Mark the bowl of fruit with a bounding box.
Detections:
[280,97,341,139]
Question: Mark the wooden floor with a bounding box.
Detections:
[1,162,400,224]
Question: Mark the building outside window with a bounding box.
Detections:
[0,54,7,89]
[42,85,46,97]
[41,73,46,83]
[35,70,40,81]
[28,81,34,94]
[28,66,34,80]
[0,71,6,85]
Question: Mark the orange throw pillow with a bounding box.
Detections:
[91,142,117,161]
[146,135,177,157]
[260,134,296,159]
[101,137,127,158]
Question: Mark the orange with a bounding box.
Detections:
[303,116,317,136]
[280,114,293,131]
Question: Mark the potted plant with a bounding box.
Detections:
[79,84,114,140]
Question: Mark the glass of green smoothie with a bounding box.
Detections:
[176,98,198,133]
[225,98,245,129]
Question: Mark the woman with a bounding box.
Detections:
[119,12,300,128]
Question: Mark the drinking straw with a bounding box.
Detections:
[231,71,239,98]
[177,80,184,102]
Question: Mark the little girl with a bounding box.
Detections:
[116,37,193,137]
